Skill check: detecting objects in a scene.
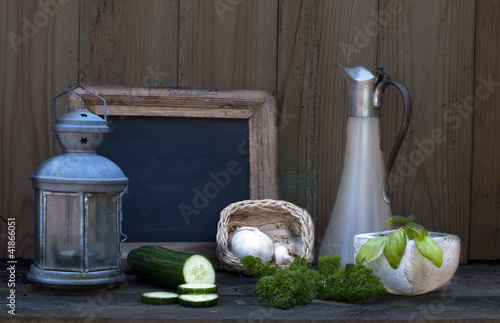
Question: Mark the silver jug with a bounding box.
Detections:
[319,64,412,265]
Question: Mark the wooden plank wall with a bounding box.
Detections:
[377,0,476,262]
[470,0,500,260]
[1,0,499,262]
[0,0,80,258]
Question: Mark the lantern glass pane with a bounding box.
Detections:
[86,193,119,270]
[45,193,82,271]
[34,190,41,266]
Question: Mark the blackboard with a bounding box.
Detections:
[69,85,278,254]
[98,116,250,242]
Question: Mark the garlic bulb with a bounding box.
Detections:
[274,242,295,266]
[231,226,274,263]
[286,236,304,256]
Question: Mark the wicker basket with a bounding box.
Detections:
[216,199,315,272]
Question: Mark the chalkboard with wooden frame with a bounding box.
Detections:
[68,86,278,265]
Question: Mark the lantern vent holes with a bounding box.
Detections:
[80,137,88,144]
[81,113,88,117]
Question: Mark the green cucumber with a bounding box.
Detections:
[127,246,216,290]
[177,283,217,295]
[141,292,179,305]
[178,294,219,308]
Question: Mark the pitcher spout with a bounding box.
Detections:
[335,64,375,82]
[335,64,377,117]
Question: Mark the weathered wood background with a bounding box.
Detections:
[1,0,499,263]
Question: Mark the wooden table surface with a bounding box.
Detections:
[1,262,499,322]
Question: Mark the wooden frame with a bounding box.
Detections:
[68,85,278,266]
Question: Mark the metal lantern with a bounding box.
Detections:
[27,86,128,291]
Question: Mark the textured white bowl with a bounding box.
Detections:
[353,230,460,296]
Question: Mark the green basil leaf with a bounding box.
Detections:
[355,236,389,265]
[387,215,414,227]
[388,215,406,227]
[384,227,407,269]
[405,222,428,240]
[405,227,419,240]
[415,235,443,268]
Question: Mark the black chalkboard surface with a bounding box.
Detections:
[98,116,250,242]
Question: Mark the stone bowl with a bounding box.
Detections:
[353,230,460,296]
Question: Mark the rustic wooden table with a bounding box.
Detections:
[1,261,499,322]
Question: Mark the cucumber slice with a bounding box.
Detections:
[141,292,179,305]
[183,255,216,285]
[177,283,217,295]
[178,294,219,308]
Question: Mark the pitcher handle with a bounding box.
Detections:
[373,79,412,204]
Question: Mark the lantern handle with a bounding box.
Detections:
[52,85,108,123]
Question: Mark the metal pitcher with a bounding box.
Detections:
[319,64,412,265]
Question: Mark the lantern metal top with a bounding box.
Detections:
[30,85,128,192]
[52,109,108,134]
[51,86,110,153]
[30,154,128,192]
[52,85,108,124]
